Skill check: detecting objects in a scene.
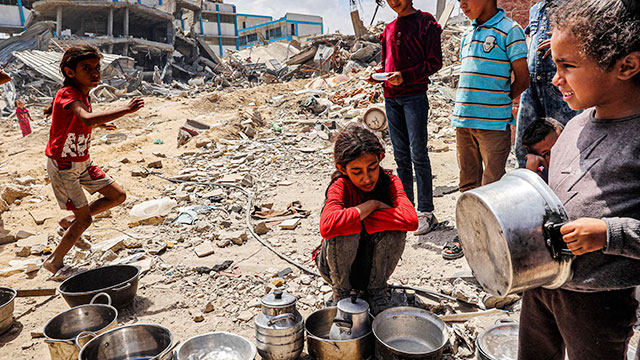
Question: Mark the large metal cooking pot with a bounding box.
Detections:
[174,332,257,360]
[372,307,448,360]
[0,287,16,335]
[44,293,118,360]
[255,290,304,360]
[59,265,139,309]
[78,324,174,360]
[306,307,374,360]
[456,169,574,297]
[476,320,518,360]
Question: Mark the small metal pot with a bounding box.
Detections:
[456,169,573,297]
[306,307,374,360]
[43,293,117,360]
[329,295,371,340]
[372,307,448,360]
[255,290,304,360]
[78,324,175,360]
[174,332,257,360]
[476,320,519,360]
[0,287,16,335]
[59,265,139,309]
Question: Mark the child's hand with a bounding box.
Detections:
[98,123,117,130]
[387,72,403,86]
[560,218,608,255]
[537,32,553,59]
[525,154,547,172]
[375,200,392,210]
[366,74,379,85]
[126,97,144,113]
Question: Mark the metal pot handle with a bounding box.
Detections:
[155,340,180,360]
[316,336,340,350]
[75,331,97,349]
[332,316,353,329]
[90,292,112,306]
[267,313,295,326]
[495,318,518,325]
[112,282,132,292]
[543,221,574,259]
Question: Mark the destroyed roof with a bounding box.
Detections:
[11,49,133,83]
[0,22,54,64]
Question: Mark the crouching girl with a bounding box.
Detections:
[314,124,418,315]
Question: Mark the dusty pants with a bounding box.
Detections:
[315,231,406,295]
[456,126,511,192]
[518,287,638,360]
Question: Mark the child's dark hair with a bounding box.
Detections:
[43,45,102,116]
[550,0,640,83]
[326,124,391,205]
[522,118,564,150]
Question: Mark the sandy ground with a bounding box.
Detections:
[0,79,637,359]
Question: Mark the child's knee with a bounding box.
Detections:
[115,189,126,204]
[76,214,92,228]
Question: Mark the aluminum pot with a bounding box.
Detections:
[329,295,371,340]
[78,324,175,360]
[0,287,16,335]
[59,265,139,309]
[372,307,448,360]
[456,169,574,297]
[255,290,304,360]
[306,307,374,360]
[44,293,117,360]
[476,320,518,360]
[174,332,257,360]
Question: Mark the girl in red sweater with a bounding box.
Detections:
[316,124,418,315]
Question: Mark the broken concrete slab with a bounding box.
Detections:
[279,218,300,230]
[92,235,127,253]
[194,241,215,257]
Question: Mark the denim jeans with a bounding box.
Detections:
[385,93,434,212]
[515,74,581,167]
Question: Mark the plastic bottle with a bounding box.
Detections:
[129,197,177,222]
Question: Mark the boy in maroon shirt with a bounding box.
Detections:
[369,0,443,235]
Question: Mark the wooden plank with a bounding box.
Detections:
[16,288,57,297]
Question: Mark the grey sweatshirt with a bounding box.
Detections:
[549,108,640,292]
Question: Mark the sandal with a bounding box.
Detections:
[442,238,464,260]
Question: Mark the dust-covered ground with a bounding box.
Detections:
[0,77,637,359]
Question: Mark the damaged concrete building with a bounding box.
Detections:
[0,0,323,70]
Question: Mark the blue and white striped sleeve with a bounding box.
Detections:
[506,25,528,63]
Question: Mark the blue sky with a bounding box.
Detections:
[234,0,462,35]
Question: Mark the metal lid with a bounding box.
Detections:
[337,295,369,314]
[261,290,296,308]
[477,322,519,359]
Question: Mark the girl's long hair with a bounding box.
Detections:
[44,45,103,116]
[325,124,392,206]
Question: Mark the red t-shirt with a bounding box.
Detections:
[319,173,418,239]
[16,107,29,122]
[45,86,93,161]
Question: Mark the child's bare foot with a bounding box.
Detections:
[43,257,64,274]
[59,216,75,229]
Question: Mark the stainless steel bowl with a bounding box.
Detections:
[78,324,174,360]
[174,332,257,360]
[0,287,16,335]
[372,307,448,360]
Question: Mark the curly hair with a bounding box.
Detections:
[550,0,640,78]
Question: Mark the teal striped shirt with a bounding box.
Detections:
[452,9,528,130]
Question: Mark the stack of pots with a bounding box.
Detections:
[255,290,304,359]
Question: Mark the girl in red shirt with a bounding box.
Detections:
[316,124,418,315]
[15,99,32,137]
[43,45,144,274]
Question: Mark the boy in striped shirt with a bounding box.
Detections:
[453,0,530,193]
